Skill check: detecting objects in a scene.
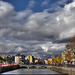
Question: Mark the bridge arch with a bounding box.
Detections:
[20,65,49,69]
[20,66,28,69]
[39,66,46,69]
[29,66,38,69]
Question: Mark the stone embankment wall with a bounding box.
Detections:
[50,66,75,75]
[0,65,20,73]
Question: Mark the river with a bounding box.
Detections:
[1,69,60,74]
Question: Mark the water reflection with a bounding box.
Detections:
[1,69,60,74]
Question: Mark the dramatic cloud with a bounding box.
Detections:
[0,38,65,58]
[0,1,14,18]
[14,9,33,20]
[0,0,74,58]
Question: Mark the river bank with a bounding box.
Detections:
[51,66,75,75]
[0,65,20,73]
[0,65,75,75]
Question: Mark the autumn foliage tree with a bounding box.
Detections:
[54,55,61,65]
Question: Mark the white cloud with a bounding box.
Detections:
[59,28,75,40]
[41,0,49,6]
[40,42,65,52]
[56,0,68,5]
[64,1,75,11]
[28,0,35,8]
[0,1,14,19]
[14,9,33,20]
[41,45,48,52]
[0,0,74,58]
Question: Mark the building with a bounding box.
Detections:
[39,59,45,64]
[25,58,29,64]
[61,50,71,63]
[34,58,39,64]
[1,54,15,64]
[48,58,52,64]
[61,37,75,64]
[38,59,48,64]
[15,54,25,64]
[25,55,34,64]
[44,59,48,64]
[67,37,75,59]
[61,51,66,63]
[66,43,75,59]
[51,54,55,64]
[0,55,4,64]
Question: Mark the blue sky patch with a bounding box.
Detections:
[3,0,72,12]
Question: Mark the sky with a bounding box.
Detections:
[0,0,75,58]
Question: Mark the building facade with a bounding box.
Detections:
[15,54,25,64]
[35,58,39,64]
[48,58,52,64]
[25,55,34,64]
[61,50,71,62]
[66,43,75,59]
[51,54,55,64]
[61,37,75,64]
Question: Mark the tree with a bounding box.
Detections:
[57,55,61,64]
[51,54,55,64]
[54,55,61,65]
[54,57,58,65]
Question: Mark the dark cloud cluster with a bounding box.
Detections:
[0,0,75,58]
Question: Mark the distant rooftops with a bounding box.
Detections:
[68,36,75,43]
[16,53,25,56]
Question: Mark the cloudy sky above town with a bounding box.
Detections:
[0,0,75,58]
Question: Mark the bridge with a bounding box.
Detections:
[19,65,52,69]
